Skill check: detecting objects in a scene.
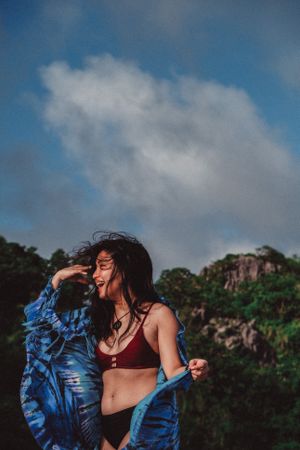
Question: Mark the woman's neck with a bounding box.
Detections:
[114,302,130,316]
[112,290,137,316]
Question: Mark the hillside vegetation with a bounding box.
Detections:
[1,237,300,449]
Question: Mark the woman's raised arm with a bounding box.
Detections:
[51,264,91,289]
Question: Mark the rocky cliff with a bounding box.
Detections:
[195,249,284,365]
[200,253,283,291]
[196,314,277,366]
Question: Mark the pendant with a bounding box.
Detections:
[112,320,122,330]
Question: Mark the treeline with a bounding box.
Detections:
[1,236,300,449]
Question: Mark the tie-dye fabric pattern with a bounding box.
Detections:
[20,278,193,449]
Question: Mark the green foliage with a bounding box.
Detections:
[233,273,300,322]
[195,278,237,318]
[46,248,71,274]
[0,236,48,335]
[200,252,242,286]
[155,267,238,323]
[256,245,300,276]
[155,268,203,325]
[156,255,300,449]
[255,245,286,265]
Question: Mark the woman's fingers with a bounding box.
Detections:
[70,267,91,276]
[189,359,208,370]
[52,265,92,289]
[188,359,209,381]
[69,271,91,283]
[190,368,209,381]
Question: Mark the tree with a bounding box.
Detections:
[0,236,47,332]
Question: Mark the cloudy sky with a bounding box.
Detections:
[1,0,300,279]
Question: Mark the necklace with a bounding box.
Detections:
[112,309,130,331]
[107,310,130,349]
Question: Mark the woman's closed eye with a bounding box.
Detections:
[97,264,111,270]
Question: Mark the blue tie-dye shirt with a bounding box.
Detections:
[20,278,193,449]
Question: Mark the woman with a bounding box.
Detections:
[21,232,208,449]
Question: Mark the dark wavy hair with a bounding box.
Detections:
[74,231,161,344]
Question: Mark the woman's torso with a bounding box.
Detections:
[97,302,161,415]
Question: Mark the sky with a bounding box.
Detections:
[1,0,300,280]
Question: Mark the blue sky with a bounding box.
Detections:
[1,0,300,279]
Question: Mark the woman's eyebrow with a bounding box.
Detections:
[96,257,113,263]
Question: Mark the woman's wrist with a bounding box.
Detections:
[51,274,62,290]
[174,364,190,378]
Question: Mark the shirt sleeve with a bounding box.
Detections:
[23,276,97,359]
[21,277,102,450]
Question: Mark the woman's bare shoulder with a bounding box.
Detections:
[141,301,170,310]
[142,301,174,319]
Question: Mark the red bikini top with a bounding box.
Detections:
[95,303,160,372]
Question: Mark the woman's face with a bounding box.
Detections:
[92,250,123,301]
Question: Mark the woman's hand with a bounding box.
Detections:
[187,359,209,382]
[51,265,92,290]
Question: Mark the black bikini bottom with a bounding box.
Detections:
[102,405,136,449]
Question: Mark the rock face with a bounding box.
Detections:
[200,254,282,291]
[195,250,284,364]
[200,317,277,366]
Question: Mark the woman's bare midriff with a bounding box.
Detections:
[101,367,158,415]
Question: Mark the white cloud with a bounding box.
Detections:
[39,55,300,277]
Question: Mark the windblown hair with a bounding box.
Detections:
[74,231,161,345]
